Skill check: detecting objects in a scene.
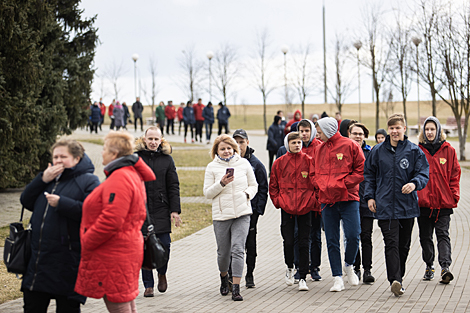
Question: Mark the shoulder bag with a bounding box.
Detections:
[142,205,169,270]
[3,206,32,275]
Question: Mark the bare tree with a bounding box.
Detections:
[435,3,470,160]
[380,85,396,120]
[212,44,239,106]
[178,46,203,103]
[141,57,159,120]
[290,43,316,118]
[105,60,126,100]
[328,34,354,114]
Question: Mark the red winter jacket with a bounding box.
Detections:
[193,103,205,121]
[313,132,365,204]
[108,103,114,117]
[303,138,322,157]
[418,141,461,209]
[269,151,319,215]
[177,107,184,121]
[165,105,176,120]
[75,156,156,303]
[100,102,106,116]
[284,109,302,135]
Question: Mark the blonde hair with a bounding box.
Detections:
[210,134,240,159]
[144,126,161,137]
[51,139,85,159]
[104,131,135,158]
[387,113,406,127]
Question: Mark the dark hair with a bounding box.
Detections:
[287,132,301,142]
[298,120,311,130]
[349,122,369,138]
[277,110,283,115]
[186,101,192,106]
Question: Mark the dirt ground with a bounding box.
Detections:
[0,190,30,227]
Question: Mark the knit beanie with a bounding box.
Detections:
[317,117,338,139]
[423,116,442,144]
[339,119,351,137]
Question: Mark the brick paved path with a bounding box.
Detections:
[2,126,470,312]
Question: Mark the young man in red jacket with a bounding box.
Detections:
[313,117,365,292]
[269,132,317,292]
[417,117,461,284]
[193,98,205,142]
[108,99,115,130]
[164,100,176,135]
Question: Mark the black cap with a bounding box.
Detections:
[232,129,248,140]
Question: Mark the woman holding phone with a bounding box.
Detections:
[203,134,258,301]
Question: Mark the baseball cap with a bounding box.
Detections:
[232,129,248,140]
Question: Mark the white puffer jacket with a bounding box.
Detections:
[204,153,258,221]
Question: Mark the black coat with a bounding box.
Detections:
[136,139,181,234]
[20,154,100,303]
[267,122,284,152]
[359,143,373,218]
[244,147,268,215]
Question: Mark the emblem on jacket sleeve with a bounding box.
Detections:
[440,158,447,165]
[336,153,343,160]
[301,171,308,178]
[399,158,409,169]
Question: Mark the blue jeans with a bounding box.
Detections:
[141,233,171,288]
[322,201,360,277]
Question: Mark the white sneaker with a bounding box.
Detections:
[285,268,294,286]
[299,279,309,291]
[330,276,345,292]
[391,280,405,296]
[344,264,359,286]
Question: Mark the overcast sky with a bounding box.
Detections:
[80,0,431,106]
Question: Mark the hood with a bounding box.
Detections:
[317,117,338,139]
[104,154,156,182]
[293,109,302,121]
[134,136,172,155]
[244,146,255,159]
[375,129,387,142]
[419,116,445,144]
[339,119,351,137]
[59,153,95,180]
[299,119,316,147]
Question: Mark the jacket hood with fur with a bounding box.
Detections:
[135,137,172,155]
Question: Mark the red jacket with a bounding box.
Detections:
[313,132,365,204]
[165,105,176,120]
[269,151,318,215]
[177,107,184,121]
[193,103,205,121]
[284,109,302,135]
[75,156,156,303]
[418,141,461,209]
[303,138,322,157]
[99,102,106,116]
[108,103,114,117]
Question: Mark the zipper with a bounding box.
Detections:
[392,149,396,220]
[30,180,59,290]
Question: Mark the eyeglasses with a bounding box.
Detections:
[351,132,364,136]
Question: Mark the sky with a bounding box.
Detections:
[79,0,430,106]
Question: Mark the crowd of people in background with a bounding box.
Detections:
[19,106,461,311]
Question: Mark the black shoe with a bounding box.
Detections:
[440,267,454,284]
[220,274,229,296]
[363,270,375,284]
[245,274,255,288]
[228,275,233,292]
[423,266,435,280]
[232,284,243,301]
[355,269,361,281]
[310,267,322,281]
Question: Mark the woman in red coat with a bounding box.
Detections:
[417,117,461,284]
[75,131,156,312]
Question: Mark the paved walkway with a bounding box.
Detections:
[2,125,470,312]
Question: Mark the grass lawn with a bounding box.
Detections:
[178,171,204,197]
[170,203,212,242]
[0,261,22,305]
[172,148,212,168]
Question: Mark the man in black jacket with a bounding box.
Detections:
[135,126,181,297]
[132,97,144,131]
[233,129,269,288]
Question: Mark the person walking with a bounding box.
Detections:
[99,98,106,131]
[203,102,215,144]
[122,102,130,130]
[284,109,302,135]
[313,117,365,292]
[266,115,284,174]
[75,131,156,312]
[193,98,205,142]
[155,101,166,135]
[20,139,100,313]
[135,127,182,297]
[132,97,144,132]
[177,102,184,135]
[165,100,176,135]
[183,101,195,143]
[203,135,258,301]
[417,117,461,284]
[217,102,231,135]
[113,101,125,131]
[108,99,115,130]
[364,113,429,297]
[90,101,101,134]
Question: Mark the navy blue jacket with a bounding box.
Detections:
[267,123,284,152]
[364,136,429,220]
[244,147,268,215]
[202,106,214,124]
[183,106,195,125]
[217,106,231,124]
[20,154,100,303]
[359,143,373,218]
[276,145,287,158]
[90,105,101,123]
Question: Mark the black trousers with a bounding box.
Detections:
[246,211,260,274]
[109,117,115,130]
[268,151,277,175]
[354,216,374,271]
[166,119,175,134]
[418,213,452,268]
[23,289,80,313]
[195,120,204,140]
[157,119,165,134]
[378,218,414,284]
[184,122,194,139]
[281,210,311,280]
[310,212,322,270]
[90,122,98,134]
[134,117,143,131]
[218,122,228,135]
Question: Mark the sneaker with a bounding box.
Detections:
[344,264,359,286]
[355,269,361,281]
[299,279,309,291]
[285,268,295,286]
[363,270,375,284]
[191,139,195,143]
[294,269,300,284]
[391,280,405,296]
[440,267,454,284]
[330,276,345,292]
[310,267,322,281]
[423,265,435,281]
[245,274,255,288]
[184,138,187,143]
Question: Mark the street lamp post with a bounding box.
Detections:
[412,37,422,131]
[354,41,363,122]
[281,45,289,110]
[131,53,139,99]
[206,51,214,101]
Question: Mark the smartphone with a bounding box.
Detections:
[226,168,234,178]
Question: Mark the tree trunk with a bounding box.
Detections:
[375,88,380,131]
[403,98,408,135]
[263,94,267,135]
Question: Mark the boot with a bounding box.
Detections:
[231,284,243,301]
[220,274,229,296]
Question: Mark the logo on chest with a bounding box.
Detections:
[400,158,409,169]
[301,171,308,178]
[440,158,447,165]
[336,153,343,160]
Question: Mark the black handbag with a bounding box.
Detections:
[142,205,168,270]
[3,206,31,275]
